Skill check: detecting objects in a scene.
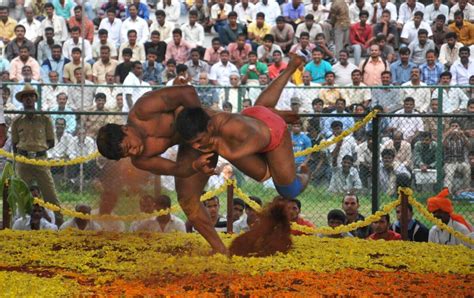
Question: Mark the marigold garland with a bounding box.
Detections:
[0,149,100,167]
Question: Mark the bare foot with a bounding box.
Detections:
[287,53,306,70]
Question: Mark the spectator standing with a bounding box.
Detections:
[443,120,471,193]
[368,214,402,240]
[330,0,350,55]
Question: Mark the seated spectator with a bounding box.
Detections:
[118,29,146,63]
[439,32,464,70]
[305,47,332,84]
[219,11,244,46]
[248,12,272,51]
[165,28,194,64]
[228,33,252,69]
[355,132,373,188]
[196,72,219,109]
[233,196,263,234]
[332,50,358,86]
[130,195,157,232]
[209,50,238,86]
[368,214,402,241]
[424,0,449,25]
[63,26,93,63]
[98,8,123,49]
[291,120,312,168]
[240,51,268,85]
[40,3,68,44]
[326,120,357,168]
[60,204,102,231]
[295,71,319,111]
[41,44,69,83]
[18,7,41,44]
[349,0,373,25]
[133,195,186,233]
[68,6,94,43]
[321,100,355,138]
[161,58,177,85]
[372,9,397,49]
[420,50,444,86]
[165,64,190,86]
[210,0,231,34]
[231,198,246,223]
[144,31,167,63]
[50,92,77,134]
[286,198,315,236]
[328,155,362,194]
[6,24,35,61]
[190,0,212,33]
[359,44,388,86]
[413,131,437,173]
[322,209,353,238]
[342,69,371,108]
[282,0,305,28]
[150,10,173,43]
[69,129,98,180]
[204,37,224,66]
[431,71,469,113]
[11,66,40,109]
[255,0,280,26]
[68,67,96,110]
[271,16,295,54]
[9,46,40,82]
[408,29,435,66]
[123,61,152,112]
[381,131,413,170]
[391,203,429,242]
[379,149,411,196]
[181,10,205,52]
[341,193,371,238]
[218,72,240,112]
[12,203,58,231]
[443,120,471,193]
[314,33,336,65]
[295,14,322,44]
[143,49,164,85]
[92,46,118,84]
[451,47,474,86]
[318,72,342,109]
[350,10,373,66]
[120,4,150,45]
[47,117,74,161]
[431,15,449,51]
[401,68,430,112]
[267,50,287,80]
[400,11,432,46]
[115,48,133,84]
[203,196,227,232]
[376,34,396,63]
[427,188,472,246]
[83,93,110,138]
[63,48,93,83]
[305,0,329,24]
[40,71,66,111]
[371,72,400,112]
[155,0,180,24]
[95,72,121,111]
[125,0,150,21]
[448,0,474,22]
[289,32,315,63]
[390,47,415,86]
[448,11,474,47]
[92,29,118,61]
[257,34,282,65]
[208,163,234,189]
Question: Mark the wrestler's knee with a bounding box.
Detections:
[275,176,303,199]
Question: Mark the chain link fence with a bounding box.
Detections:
[0,84,473,229]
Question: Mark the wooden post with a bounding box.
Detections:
[400,190,409,241]
[2,181,10,229]
[226,183,234,233]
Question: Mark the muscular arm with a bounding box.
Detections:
[131,85,202,121]
[132,154,196,177]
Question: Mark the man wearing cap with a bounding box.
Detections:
[11,84,63,225]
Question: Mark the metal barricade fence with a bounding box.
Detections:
[0,83,472,229]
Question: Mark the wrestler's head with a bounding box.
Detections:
[175,107,213,152]
[97,124,144,160]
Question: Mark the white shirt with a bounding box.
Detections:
[47,132,75,159]
[398,2,425,24]
[96,85,122,110]
[439,42,464,66]
[429,219,471,247]
[13,216,58,231]
[40,15,69,43]
[121,16,150,45]
[390,109,424,141]
[327,135,357,167]
[373,2,397,23]
[180,23,205,46]
[255,0,281,25]
[59,218,102,231]
[342,83,371,105]
[211,3,233,20]
[449,3,474,22]
[233,2,256,25]
[295,23,322,42]
[149,21,174,43]
[122,72,152,112]
[19,18,42,42]
[41,85,69,110]
[450,59,474,86]
[296,82,320,112]
[91,209,126,232]
[424,4,449,24]
[276,82,297,110]
[92,40,118,59]
[401,81,431,112]
[431,87,470,113]
[332,62,359,86]
[400,20,433,45]
[208,61,239,86]
[305,3,329,24]
[156,0,181,23]
[62,38,93,61]
[349,2,374,24]
[233,217,250,234]
[132,215,186,233]
[70,136,97,158]
[98,18,123,48]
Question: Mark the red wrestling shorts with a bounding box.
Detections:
[241,106,287,152]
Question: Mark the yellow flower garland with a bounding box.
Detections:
[0,149,100,167]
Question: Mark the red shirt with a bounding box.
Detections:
[291,217,316,236]
[349,22,373,47]
[68,17,95,43]
[367,230,402,241]
[268,62,288,79]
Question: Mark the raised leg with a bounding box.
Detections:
[231,154,270,182]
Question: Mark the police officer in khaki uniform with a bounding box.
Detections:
[11,84,63,225]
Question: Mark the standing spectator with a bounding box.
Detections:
[181,10,205,50]
[289,32,315,62]
[341,193,371,238]
[360,44,388,86]
[42,72,68,110]
[390,47,415,85]
[118,29,146,62]
[142,49,163,85]
[219,11,244,47]
[93,46,118,84]
[372,10,397,49]
[144,31,167,63]
[390,97,424,143]
[63,48,93,83]
[342,69,371,108]
[40,45,69,83]
[114,48,133,83]
[68,5,94,43]
[448,11,474,47]
[443,120,471,193]
[210,0,232,35]
[439,32,463,69]
[304,47,332,84]
[209,50,238,86]
[125,0,150,21]
[165,29,194,64]
[368,214,402,240]
[62,27,93,62]
[397,0,425,27]
[328,155,362,194]
[185,48,209,84]
[427,188,472,246]
[204,37,224,66]
[400,11,432,46]
[156,0,181,24]
[330,0,350,55]
[413,132,436,174]
[282,0,305,29]
[0,6,17,44]
[381,131,413,170]
[286,198,316,236]
[448,0,474,23]
[99,8,123,49]
[420,50,444,86]
[451,47,474,85]
[379,149,410,197]
[123,61,151,112]
[95,72,121,111]
[37,27,57,64]
[332,50,358,86]
[408,29,435,66]
[247,12,271,51]
[12,204,58,231]
[271,16,294,54]
[291,120,312,168]
[92,29,118,61]
[431,15,449,51]
[9,46,40,82]
[424,0,449,24]
[431,71,469,113]
[267,50,287,80]
[11,84,63,225]
[401,68,431,112]
[349,10,373,66]
[40,3,68,43]
[295,14,322,44]
[150,10,173,43]
[255,0,280,26]
[60,204,101,231]
[6,25,36,61]
[120,4,150,45]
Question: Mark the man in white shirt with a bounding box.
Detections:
[449,0,474,22]
[92,29,118,60]
[400,11,433,46]
[401,67,430,112]
[133,194,186,233]
[155,0,181,24]
[397,0,425,27]
[99,8,123,49]
[120,4,149,45]
[12,204,58,231]
[439,32,464,69]
[19,7,42,44]
[62,26,93,63]
[180,10,205,47]
[41,71,68,110]
[122,61,151,112]
[96,72,122,111]
[255,0,281,26]
[372,0,397,23]
[431,71,469,113]
[234,0,256,26]
[451,46,474,85]
[296,71,320,112]
[233,196,263,234]
[47,117,75,160]
[424,0,449,24]
[349,0,373,24]
[332,50,358,86]
[326,120,357,168]
[40,3,68,43]
[59,204,102,231]
[208,50,238,86]
[390,97,424,143]
[295,14,322,43]
[150,10,174,43]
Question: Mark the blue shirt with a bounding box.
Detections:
[143,61,163,84]
[420,62,444,86]
[0,58,9,72]
[291,132,312,165]
[321,111,355,138]
[52,0,75,18]
[390,60,416,85]
[125,2,150,20]
[41,57,70,83]
[304,60,332,83]
[282,2,305,20]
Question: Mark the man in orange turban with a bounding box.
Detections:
[427,188,472,246]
